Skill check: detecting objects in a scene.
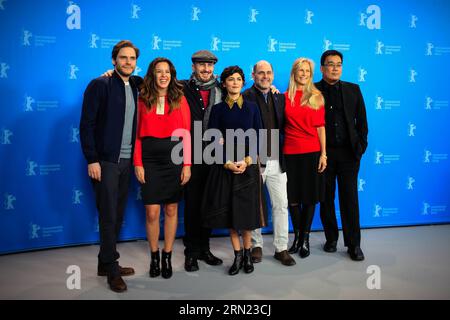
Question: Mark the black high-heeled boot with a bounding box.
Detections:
[299,232,310,258]
[149,250,160,277]
[243,248,254,274]
[288,229,300,254]
[161,250,172,279]
[228,249,243,276]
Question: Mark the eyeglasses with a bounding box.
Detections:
[324,63,343,69]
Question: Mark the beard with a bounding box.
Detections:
[116,65,134,77]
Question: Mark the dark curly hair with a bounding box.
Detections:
[140,57,184,112]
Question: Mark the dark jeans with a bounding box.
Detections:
[183,164,212,258]
[92,158,131,276]
[320,147,361,248]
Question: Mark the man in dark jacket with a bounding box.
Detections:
[242,60,295,267]
[181,50,223,271]
[80,40,141,292]
[315,50,368,261]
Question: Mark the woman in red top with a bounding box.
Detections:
[134,57,191,279]
[284,58,327,259]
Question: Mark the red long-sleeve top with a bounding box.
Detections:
[283,90,325,154]
[134,96,191,166]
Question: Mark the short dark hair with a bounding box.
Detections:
[112,40,140,61]
[320,50,343,66]
[220,65,245,86]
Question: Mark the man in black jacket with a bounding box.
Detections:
[80,40,141,292]
[181,50,223,271]
[242,61,295,267]
[315,50,368,261]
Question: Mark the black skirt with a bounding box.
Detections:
[201,164,267,230]
[141,137,183,205]
[285,152,325,205]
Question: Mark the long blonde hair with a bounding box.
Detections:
[287,58,323,110]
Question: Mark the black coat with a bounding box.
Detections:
[315,80,368,160]
[80,72,141,164]
[242,85,286,172]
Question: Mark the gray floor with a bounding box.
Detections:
[1,225,449,300]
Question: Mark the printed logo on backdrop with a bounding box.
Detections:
[374,95,400,110]
[131,4,141,19]
[358,178,366,192]
[22,28,56,47]
[322,38,350,52]
[0,62,10,78]
[374,151,400,165]
[29,222,63,239]
[267,36,296,53]
[25,159,61,176]
[409,68,417,83]
[375,40,401,55]
[421,202,447,216]
[72,188,83,204]
[305,9,314,24]
[66,2,81,30]
[152,34,182,51]
[420,201,447,216]
[0,0,6,10]
[410,14,418,28]
[69,125,79,143]
[425,42,450,56]
[373,204,398,218]
[23,94,59,112]
[133,65,142,76]
[359,5,381,30]
[424,96,449,110]
[1,128,13,145]
[408,123,416,137]
[191,6,201,21]
[423,150,448,164]
[358,67,367,82]
[69,64,79,80]
[406,176,415,190]
[89,34,120,49]
[249,8,259,23]
[4,193,16,210]
[211,35,240,52]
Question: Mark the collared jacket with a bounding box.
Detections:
[315,79,368,160]
[242,85,286,172]
[80,71,141,164]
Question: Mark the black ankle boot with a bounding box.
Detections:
[299,232,310,258]
[149,250,160,277]
[228,250,243,276]
[161,250,172,279]
[243,248,254,274]
[288,230,300,254]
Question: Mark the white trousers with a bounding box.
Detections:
[251,160,289,252]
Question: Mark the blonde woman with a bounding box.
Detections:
[284,58,327,258]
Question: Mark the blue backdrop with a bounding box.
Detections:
[1,0,449,254]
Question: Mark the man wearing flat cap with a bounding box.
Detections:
[181,50,223,272]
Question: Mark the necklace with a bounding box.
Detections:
[156,96,165,115]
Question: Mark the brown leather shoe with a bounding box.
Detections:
[107,275,127,293]
[274,250,296,266]
[251,247,262,263]
[98,265,135,277]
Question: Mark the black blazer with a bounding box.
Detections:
[242,85,286,172]
[315,79,368,161]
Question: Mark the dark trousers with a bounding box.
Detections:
[320,147,361,248]
[183,164,212,258]
[92,158,131,276]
